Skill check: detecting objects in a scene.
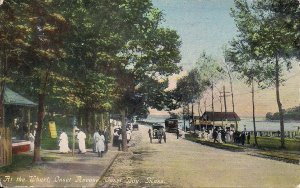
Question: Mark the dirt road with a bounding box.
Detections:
[99,124,300,188]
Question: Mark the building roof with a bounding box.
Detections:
[201,111,240,121]
[3,87,37,107]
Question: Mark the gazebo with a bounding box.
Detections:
[0,87,37,166]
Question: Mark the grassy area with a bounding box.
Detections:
[253,150,299,164]
[0,154,59,173]
[185,134,244,152]
[185,133,299,164]
[250,136,300,151]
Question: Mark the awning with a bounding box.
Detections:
[3,87,37,107]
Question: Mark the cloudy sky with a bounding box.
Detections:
[150,0,300,117]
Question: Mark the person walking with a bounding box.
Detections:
[148,129,152,143]
[126,128,131,144]
[93,130,98,153]
[118,130,122,151]
[28,130,35,152]
[213,128,218,143]
[247,132,251,144]
[76,129,86,154]
[176,128,179,139]
[59,130,70,153]
[94,130,105,157]
[158,128,162,144]
[241,132,246,146]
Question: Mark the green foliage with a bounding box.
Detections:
[250,137,300,151]
[227,0,300,148]
[266,106,300,120]
[174,68,209,105]
[226,0,299,87]
[0,0,182,131]
[195,52,224,89]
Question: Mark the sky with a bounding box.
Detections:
[153,0,236,68]
[149,0,300,117]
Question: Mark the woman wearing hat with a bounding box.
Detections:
[76,128,86,154]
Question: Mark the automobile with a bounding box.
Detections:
[133,123,139,131]
[152,124,163,139]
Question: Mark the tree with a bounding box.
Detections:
[0,1,32,128]
[8,0,69,163]
[195,52,224,127]
[228,0,299,148]
[173,68,210,131]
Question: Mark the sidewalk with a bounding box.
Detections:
[0,144,119,187]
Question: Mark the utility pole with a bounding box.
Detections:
[211,84,215,128]
[225,64,237,129]
[219,86,231,128]
[191,102,194,128]
[204,100,207,129]
[187,104,190,131]
[219,95,223,126]
[223,85,227,121]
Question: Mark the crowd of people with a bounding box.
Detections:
[198,127,251,145]
[56,127,110,157]
[112,123,132,151]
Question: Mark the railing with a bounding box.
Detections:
[0,127,12,166]
[247,130,300,139]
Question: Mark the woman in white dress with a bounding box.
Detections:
[225,130,231,143]
[76,129,86,153]
[28,131,35,152]
[217,131,223,143]
[94,130,105,157]
[59,130,70,153]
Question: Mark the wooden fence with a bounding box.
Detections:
[248,130,300,139]
[0,127,12,167]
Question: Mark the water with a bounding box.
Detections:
[145,115,300,132]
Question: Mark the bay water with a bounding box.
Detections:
[145,115,300,132]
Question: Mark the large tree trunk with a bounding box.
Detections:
[84,108,90,133]
[121,109,127,152]
[0,82,4,128]
[275,56,285,149]
[252,79,258,146]
[183,105,185,132]
[0,51,7,128]
[33,93,45,163]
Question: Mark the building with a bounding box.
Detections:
[192,111,241,131]
[0,87,37,167]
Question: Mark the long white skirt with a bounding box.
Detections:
[78,139,86,153]
[95,140,105,152]
[59,140,70,153]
